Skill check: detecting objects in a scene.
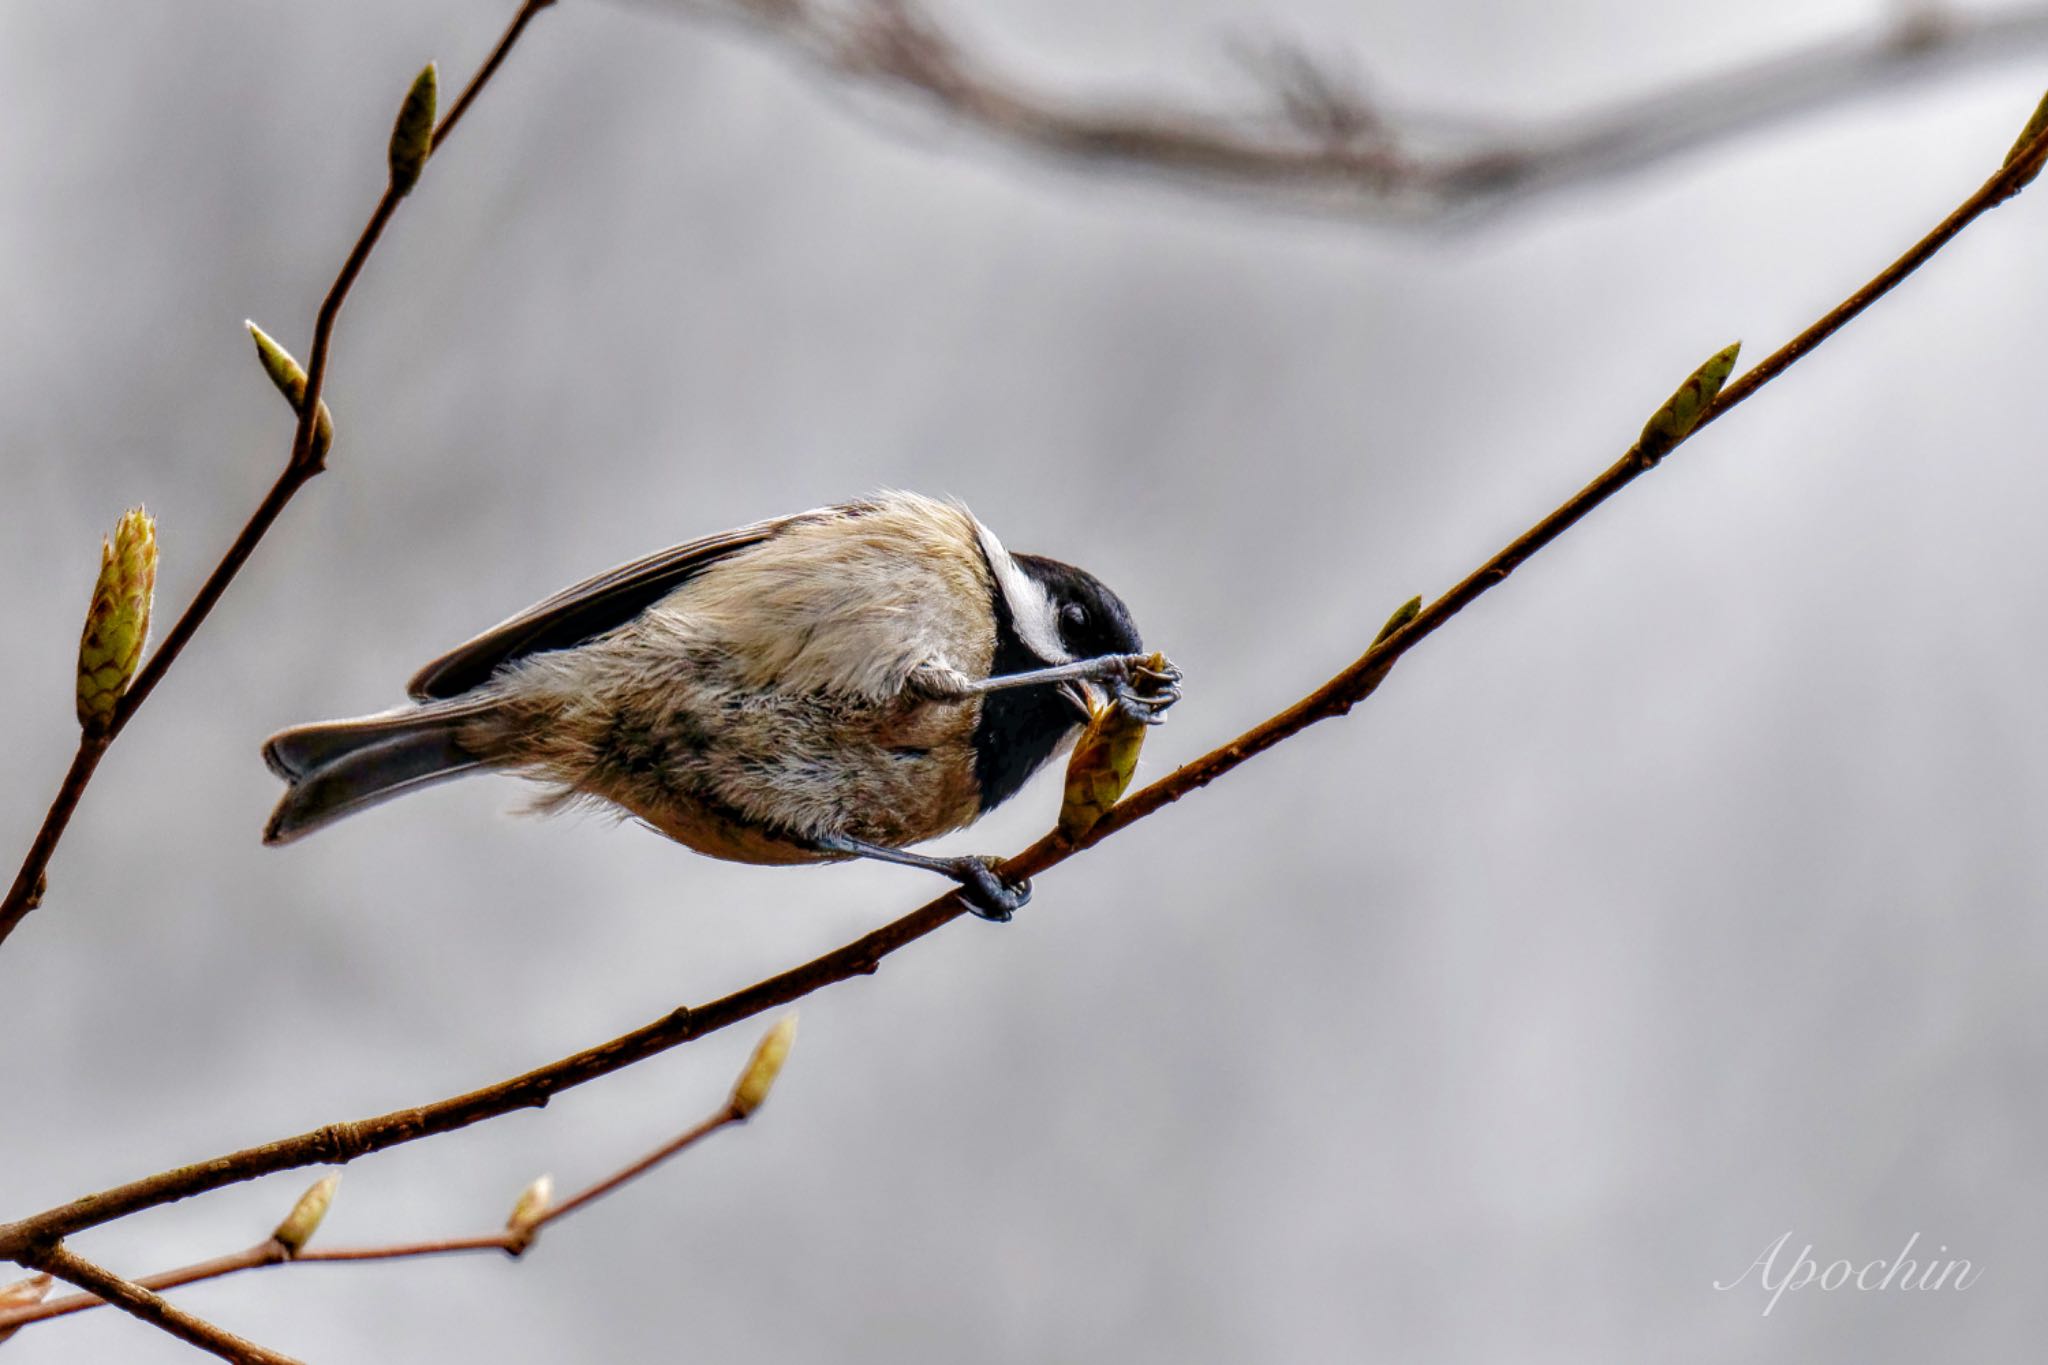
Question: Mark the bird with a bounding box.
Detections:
[261,491,1180,919]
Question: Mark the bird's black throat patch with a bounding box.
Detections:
[970,575,1079,813]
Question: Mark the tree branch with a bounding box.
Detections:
[24,1244,302,1365]
[6,109,2042,1268]
[640,0,2048,224]
[0,0,558,953]
[0,1022,787,1340]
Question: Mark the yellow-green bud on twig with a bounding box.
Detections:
[272,1174,340,1255]
[731,1014,799,1117]
[389,63,439,196]
[2004,89,2048,189]
[76,507,157,735]
[506,1174,553,1237]
[1638,341,1741,464]
[1373,596,1422,647]
[246,321,335,460]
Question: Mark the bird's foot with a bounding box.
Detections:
[947,855,1031,922]
[1113,656,1183,726]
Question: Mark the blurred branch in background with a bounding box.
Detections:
[0,0,559,954]
[6,105,2045,1347]
[637,0,2048,224]
[0,1019,797,1349]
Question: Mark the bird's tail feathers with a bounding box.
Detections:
[262,699,500,845]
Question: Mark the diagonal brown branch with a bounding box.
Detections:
[643,0,2048,224]
[0,0,558,954]
[5,111,2043,1268]
[25,1244,302,1365]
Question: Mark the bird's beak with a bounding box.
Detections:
[1058,679,1100,723]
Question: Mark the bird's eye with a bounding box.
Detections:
[1061,602,1089,631]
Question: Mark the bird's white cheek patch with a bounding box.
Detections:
[973,519,1070,664]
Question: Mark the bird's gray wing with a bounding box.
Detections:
[406,516,791,700]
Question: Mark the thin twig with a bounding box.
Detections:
[644,0,2048,224]
[25,1244,302,1365]
[0,1099,749,1336]
[0,0,557,952]
[437,0,559,145]
[523,1104,743,1233]
[0,1245,294,1331]
[6,115,2043,1266]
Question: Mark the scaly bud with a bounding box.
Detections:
[76,507,157,734]
[246,321,335,460]
[389,63,439,196]
[1057,651,1175,840]
[1638,341,1741,464]
[272,1174,340,1255]
[731,1014,799,1117]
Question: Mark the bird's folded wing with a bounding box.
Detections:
[406,516,791,700]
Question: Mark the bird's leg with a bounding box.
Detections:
[813,833,1031,922]
[908,655,1182,720]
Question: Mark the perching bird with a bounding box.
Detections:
[261,491,1179,918]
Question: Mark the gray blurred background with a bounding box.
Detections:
[5,1,2048,1360]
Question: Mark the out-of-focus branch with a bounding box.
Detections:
[23,1244,301,1365]
[0,0,558,954]
[0,1018,794,1343]
[643,0,2048,223]
[0,1274,52,1345]
[6,106,2044,1268]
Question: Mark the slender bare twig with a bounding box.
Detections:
[0,0,558,953]
[642,0,2048,223]
[24,1244,302,1365]
[0,1028,781,1338]
[6,112,2043,1270]
[0,1234,532,1337]
[528,1105,749,1229]
[0,1248,298,1332]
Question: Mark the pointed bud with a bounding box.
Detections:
[0,1274,52,1343]
[76,507,157,734]
[247,319,308,400]
[2004,88,2048,186]
[388,63,439,196]
[506,1173,553,1237]
[1638,341,1741,464]
[246,321,335,460]
[1372,596,1422,646]
[272,1174,340,1255]
[731,1014,799,1117]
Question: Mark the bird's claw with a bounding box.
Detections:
[951,855,1031,922]
[1113,655,1183,726]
